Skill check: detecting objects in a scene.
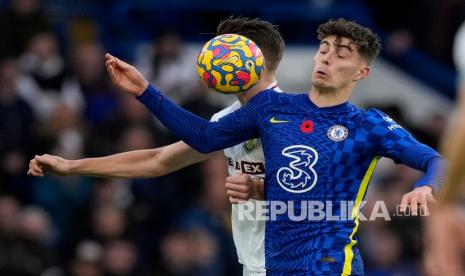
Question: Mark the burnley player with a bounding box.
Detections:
[105,18,444,275]
[29,17,284,276]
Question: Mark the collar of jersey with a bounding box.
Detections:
[301,93,352,113]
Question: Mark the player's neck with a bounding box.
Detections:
[236,72,275,105]
[309,85,353,108]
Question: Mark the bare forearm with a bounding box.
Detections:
[68,149,168,178]
[67,142,212,179]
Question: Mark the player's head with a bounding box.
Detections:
[311,18,381,92]
[217,16,285,75]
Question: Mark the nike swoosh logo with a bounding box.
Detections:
[270,117,289,123]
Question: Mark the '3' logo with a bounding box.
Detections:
[276,145,318,193]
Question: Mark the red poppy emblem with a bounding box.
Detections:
[300,120,314,133]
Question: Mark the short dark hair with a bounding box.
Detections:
[317,18,381,64]
[217,16,285,73]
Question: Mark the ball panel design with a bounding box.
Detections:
[196,34,265,94]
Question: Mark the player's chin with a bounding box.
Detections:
[312,80,333,91]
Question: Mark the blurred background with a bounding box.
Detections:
[0,0,463,275]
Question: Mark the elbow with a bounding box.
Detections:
[187,139,217,154]
[186,136,217,154]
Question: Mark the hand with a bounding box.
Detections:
[424,204,465,276]
[225,173,264,204]
[399,186,436,216]
[27,154,71,177]
[105,53,149,96]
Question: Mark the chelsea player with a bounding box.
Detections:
[29,17,284,276]
[105,18,444,275]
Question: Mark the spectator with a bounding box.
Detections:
[68,240,103,276]
[135,31,198,105]
[102,240,141,276]
[17,31,85,122]
[71,41,118,125]
[0,0,51,59]
[0,58,36,198]
[0,206,60,276]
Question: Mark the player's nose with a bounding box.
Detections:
[321,53,331,65]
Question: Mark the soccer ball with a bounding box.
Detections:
[196,34,265,94]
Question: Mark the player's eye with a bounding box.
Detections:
[336,48,351,58]
[319,44,330,54]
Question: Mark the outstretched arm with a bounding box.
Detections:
[373,109,444,215]
[105,54,260,153]
[28,141,213,178]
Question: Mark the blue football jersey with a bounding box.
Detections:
[138,87,442,275]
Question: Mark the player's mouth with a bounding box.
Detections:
[316,70,328,76]
[314,70,329,78]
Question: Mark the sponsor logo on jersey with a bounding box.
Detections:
[388,124,402,131]
[276,145,318,193]
[270,117,289,123]
[327,125,348,142]
[382,116,394,123]
[227,158,265,174]
[243,139,258,152]
[382,116,403,131]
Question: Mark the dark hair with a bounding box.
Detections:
[217,16,285,72]
[317,18,381,63]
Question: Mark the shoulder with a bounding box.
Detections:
[354,107,390,123]
[364,108,393,122]
[247,89,300,107]
[210,101,241,122]
[358,108,411,138]
[354,108,399,131]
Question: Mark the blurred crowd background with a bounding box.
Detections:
[0,0,464,275]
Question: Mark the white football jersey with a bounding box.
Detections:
[210,82,279,273]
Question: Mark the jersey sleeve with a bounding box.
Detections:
[368,108,444,192]
[136,84,260,153]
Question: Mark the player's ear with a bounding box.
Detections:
[353,65,370,81]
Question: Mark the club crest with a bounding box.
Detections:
[243,139,257,152]
[327,125,348,142]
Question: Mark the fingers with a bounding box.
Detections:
[27,158,44,177]
[105,53,114,60]
[105,53,132,70]
[226,172,247,182]
[106,61,117,81]
[229,196,240,204]
[34,154,52,165]
[225,173,255,202]
[410,194,419,215]
[104,54,120,80]
[226,190,248,202]
[225,182,249,193]
[400,191,433,216]
[400,194,410,213]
